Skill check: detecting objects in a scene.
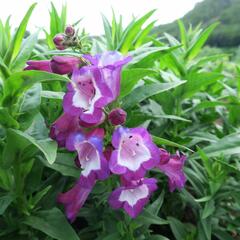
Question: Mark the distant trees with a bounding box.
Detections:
[156,0,240,47]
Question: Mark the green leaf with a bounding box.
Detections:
[40,153,80,178]
[178,72,223,99]
[152,136,193,152]
[147,190,165,215]
[167,217,188,240]
[129,46,178,68]
[0,194,13,215]
[119,10,156,53]
[23,208,79,240]
[122,81,186,109]
[148,236,170,240]
[41,90,64,100]
[201,200,215,219]
[10,32,39,72]
[19,83,42,112]
[136,209,168,226]
[190,132,240,159]
[185,22,219,60]
[120,68,156,98]
[4,3,37,64]
[134,21,156,48]
[3,129,57,166]
[3,70,68,103]
[0,107,19,128]
[178,20,188,48]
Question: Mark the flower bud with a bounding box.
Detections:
[24,60,52,72]
[53,33,65,45]
[53,34,66,50]
[65,25,75,37]
[108,108,127,126]
[50,56,81,75]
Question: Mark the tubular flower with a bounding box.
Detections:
[24,60,52,72]
[84,51,131,101]
[49,113,81,148]
[63,67,112,124]
[158,149,187,192]
[109,127,159,180]
[58,179,93,222]
[109,178,157,218]
[66,128,109,187]
[50,56,81,75]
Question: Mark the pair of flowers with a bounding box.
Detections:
[25,51,186,222]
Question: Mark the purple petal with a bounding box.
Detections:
[158,150,187,192]
[50,56,81,75]
[58,180,94,222]
[24,60,52,72]
[108,178,157,218]
[50,113,81,147]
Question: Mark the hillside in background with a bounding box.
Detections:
[155,0,240,47]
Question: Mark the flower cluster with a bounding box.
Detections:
[25,32,187,221]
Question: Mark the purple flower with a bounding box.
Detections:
[109,127,159,180]
[63,66,112,124]
[58,179,93,222]
[66,128,109,187]
[24,60,52,72]
[109,178,157,218]
[84,51,131,101]
[50,113,81,147]
[158,149,187,192]
[108,108,127,126]
[50,56,81,75]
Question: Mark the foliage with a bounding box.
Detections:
[0,3,239,240]
[155,0,240,47]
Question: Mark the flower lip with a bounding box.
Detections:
[118,133,151,171]
[63,66,112,124]
[109,127,159,180]
[158,149,187,192]
[83,51,132,102]
[75,140,101,177]
[108,178,157,218]
[66,129,109,186]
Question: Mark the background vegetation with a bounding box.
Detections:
[156,0,240,47]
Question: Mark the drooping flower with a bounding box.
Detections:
[109,127,159,180]
[109,178,157,218]
[84,51,131,101]
[24,60,52,72]
[66,128,109,187]
[50,56,81,75]
[50,113,81,147]
[108,108,127,126]
[58,179,94,222]
[63,66,112,124]
[158,149,187,192]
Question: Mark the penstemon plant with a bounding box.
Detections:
[0,3,240,240]
[25,24,187,222]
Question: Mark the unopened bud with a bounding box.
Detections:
[108,108,127,126]
[65,25,75,37]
